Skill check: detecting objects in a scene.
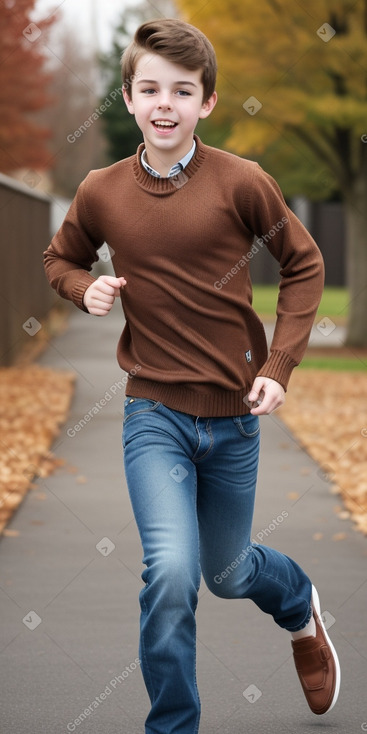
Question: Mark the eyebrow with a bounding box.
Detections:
[136,79,198,87]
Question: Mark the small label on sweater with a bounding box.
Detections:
[245,350,252,363]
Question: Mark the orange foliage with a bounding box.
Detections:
[0,0,57,172]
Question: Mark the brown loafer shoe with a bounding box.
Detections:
[292,585,341,715]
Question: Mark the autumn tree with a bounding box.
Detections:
[0,0,55,173]
[176,0,367,347]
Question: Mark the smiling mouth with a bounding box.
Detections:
[152,120,178,130]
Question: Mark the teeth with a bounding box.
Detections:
[153,121,176,127]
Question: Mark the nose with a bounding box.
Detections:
[156,92,172,110]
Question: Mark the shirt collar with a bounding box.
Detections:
[141,139,196,178]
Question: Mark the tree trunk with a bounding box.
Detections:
[344,154,367,347]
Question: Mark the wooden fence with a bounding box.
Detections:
[0,173,55,366]
[250,199,346,286]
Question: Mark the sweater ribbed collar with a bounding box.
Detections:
[132,134,206,195]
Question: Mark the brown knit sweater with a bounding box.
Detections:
[44,135,324,417]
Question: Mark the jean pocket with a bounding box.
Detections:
[232,414,260,438]
[123,396,161,423]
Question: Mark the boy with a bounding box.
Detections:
[44,18,340,734]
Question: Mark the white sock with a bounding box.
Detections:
[291,614,316,641]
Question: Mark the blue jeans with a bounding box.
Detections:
[122,398,312,734]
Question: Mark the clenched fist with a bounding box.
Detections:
[83,275,127,316]
[247,376,285,415]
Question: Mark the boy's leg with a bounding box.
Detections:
[122,398,202,734]
[196,413,311,629]
[195,413,339,714]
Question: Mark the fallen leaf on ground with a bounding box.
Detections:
[332,532,347,541]
[0,365,75,534]
[287,491,300,500]
[280,370,367,535]
[2,528,20,537]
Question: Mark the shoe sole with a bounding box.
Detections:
[311,585,341,713]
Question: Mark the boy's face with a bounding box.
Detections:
[123,53,217,170]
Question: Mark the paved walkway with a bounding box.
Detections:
[0,304,366,734]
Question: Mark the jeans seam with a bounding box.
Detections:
[123,401,161,423]
[192,418,214,462]
[232,415,260,438]
[139,591,155,703]
[193,465,201,734]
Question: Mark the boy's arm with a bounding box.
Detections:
[44,177,106,312]
[244,164,325,411]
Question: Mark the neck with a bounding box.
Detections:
[144,139,194,177]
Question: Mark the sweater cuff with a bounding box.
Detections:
[72,272,96,312]
[256,350,298,391]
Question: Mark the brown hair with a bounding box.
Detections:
[121,18,217,102]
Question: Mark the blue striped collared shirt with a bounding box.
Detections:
[141,139,196,178]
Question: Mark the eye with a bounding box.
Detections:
[176,90,191,96]
[141,88,156,95]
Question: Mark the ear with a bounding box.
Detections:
[122,87,135,114]
[199,91,217,120]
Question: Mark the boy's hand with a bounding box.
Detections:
[247,376,285,415]
[83,275,126,316]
